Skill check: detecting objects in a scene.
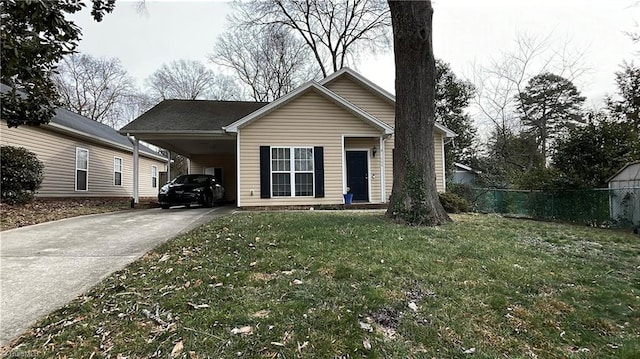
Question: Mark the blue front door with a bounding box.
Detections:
[346,151,368,202]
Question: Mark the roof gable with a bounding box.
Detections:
[607,160,640,183]
[320,68,457,138]
[224,81,394,135]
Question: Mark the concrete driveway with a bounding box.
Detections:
[0,206,232,346]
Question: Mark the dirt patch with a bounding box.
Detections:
[0,198,158,231]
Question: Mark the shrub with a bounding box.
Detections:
[448,183,476,204]
[439,191,470,213]
[1,145,44,204]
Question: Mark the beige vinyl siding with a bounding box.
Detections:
[1,120,164,198]
[326,77,397,200]
[239,90,382,206]
[325,76,395,128]
[327,76,448,192]
[139,157,164,197]
[190,154,237,201]
[384,135,394,200]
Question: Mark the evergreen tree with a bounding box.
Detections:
[0,0,115,127]
[516,73,585,162]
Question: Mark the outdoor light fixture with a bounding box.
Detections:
[372,145,377,157]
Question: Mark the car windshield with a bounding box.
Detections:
[173,175,210,185]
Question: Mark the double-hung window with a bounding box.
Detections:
[271,147,314,197]
[114,157,123,186]
[76,147,89,191]
[151,165,158,188]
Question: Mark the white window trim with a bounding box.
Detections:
[113,156,123,187]
[75,147,89,192]
[151,165,158,188]
[270,146,314,198]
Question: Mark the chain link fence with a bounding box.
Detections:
[458,187,640,228]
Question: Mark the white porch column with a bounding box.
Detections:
[166,150,171,182]
[133,138,139,204]
[379,135,386,203]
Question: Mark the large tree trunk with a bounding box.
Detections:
[386,0,451,226]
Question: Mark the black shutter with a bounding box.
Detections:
[259,146,270,198]
[314,146,324,198]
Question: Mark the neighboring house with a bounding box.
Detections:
[1,85,166,199]
[607,161,640,226]
[452,162,480,185]
[120,68,456,207]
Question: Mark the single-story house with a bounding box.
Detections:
[1,85,167,199]
[120,68,455,207]
[452,162,480,185]
[607,160,640,226]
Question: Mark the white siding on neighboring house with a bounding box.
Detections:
[0,120,165,198]
[608,162,640,226]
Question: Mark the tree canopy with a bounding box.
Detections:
[146,59,239,101]
[516,72,585,162]
[0,0,115,127]
[212,26,312,101]
[607,62,640,137]
[52,53,136,128]
[231,0,391,77]
[435,60,476,173]
[552,113,640,188]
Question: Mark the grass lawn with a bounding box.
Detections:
[4,212,639,358]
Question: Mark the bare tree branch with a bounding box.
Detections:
[52,53,137,129]
[145,59,239,101]
[230,0,391,77]
[211,26,314,102]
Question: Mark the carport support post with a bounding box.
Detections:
[133,137,139,204]
[166,150,171,183]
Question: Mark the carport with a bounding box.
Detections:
[119,99,268,204]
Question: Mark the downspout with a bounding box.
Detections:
[126,134,139,204]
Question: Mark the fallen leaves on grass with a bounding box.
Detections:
[231,326,253,335]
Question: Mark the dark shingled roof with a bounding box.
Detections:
[1,84,163,159]
[120,99,270,132]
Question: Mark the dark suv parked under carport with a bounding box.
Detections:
[158,174,224,209]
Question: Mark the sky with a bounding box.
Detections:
[69,0,639,114]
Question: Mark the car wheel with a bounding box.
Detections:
[161,204,170,209]
[203,193,213,208]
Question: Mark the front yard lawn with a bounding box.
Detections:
[4,213,639,358]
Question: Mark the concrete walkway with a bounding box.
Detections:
[0,206,233,346]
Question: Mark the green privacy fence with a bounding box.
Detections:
[463,188,640,228]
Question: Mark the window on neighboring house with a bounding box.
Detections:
[76,147,88,191]
[151,165,158,188]
[271,147,314,197]
[114,157,123,186]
